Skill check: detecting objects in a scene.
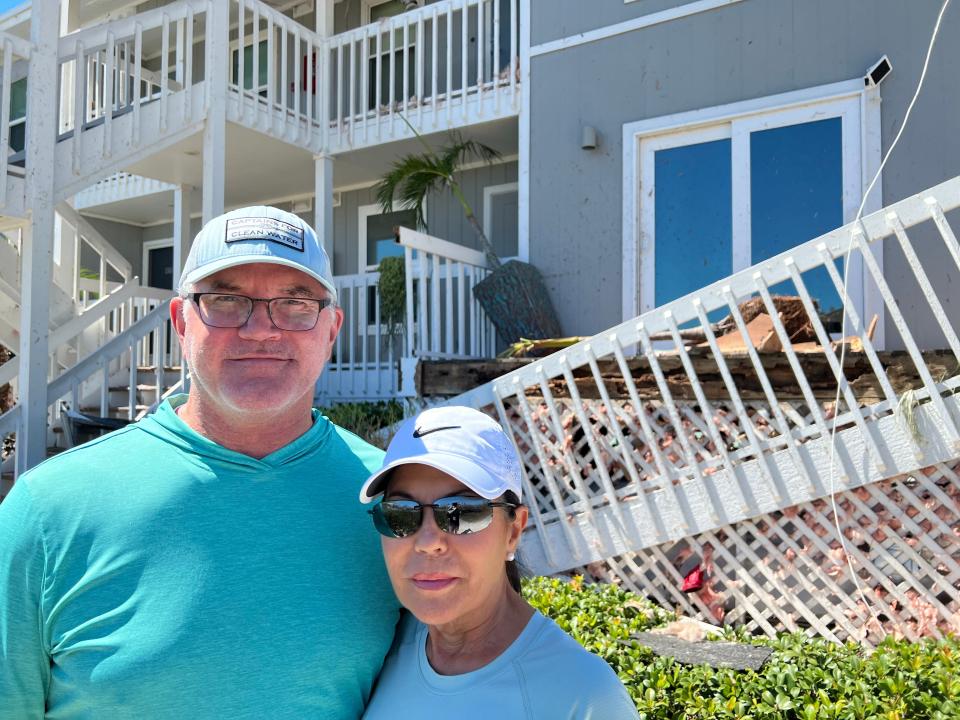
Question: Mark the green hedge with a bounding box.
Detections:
[522,576,960,720]
[318,400,406,447]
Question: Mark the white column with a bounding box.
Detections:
[517,0,531,263]
[316,0,335,36]
[173,185,193,287]
[202,0,228,224]
[314,154,335,272]
[18,0,60,473]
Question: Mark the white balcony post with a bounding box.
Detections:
[316,0,334,153]
[173,185,193,286]
[18,0,60,473]
[316,0,334,36]
[202,0,228,224]
[517,0,530,262]
[314,154,335,273]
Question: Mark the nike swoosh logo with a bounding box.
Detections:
[412,425,461,438]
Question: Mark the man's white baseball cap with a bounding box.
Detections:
[359,406,522,503]
[178,205,336,301]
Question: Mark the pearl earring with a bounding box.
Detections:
[506,552,516,561]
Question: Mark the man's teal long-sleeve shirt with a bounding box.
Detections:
[0,397,399,719]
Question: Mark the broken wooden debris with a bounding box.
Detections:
[418,350,959,403]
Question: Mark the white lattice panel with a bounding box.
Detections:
[587,462,960,647]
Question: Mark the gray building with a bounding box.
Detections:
[524,0,959,347]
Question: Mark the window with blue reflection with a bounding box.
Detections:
[366,208,416,267]
[654,139,732,308]
[750,118,844,315]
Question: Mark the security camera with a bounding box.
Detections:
[864,55,892,87]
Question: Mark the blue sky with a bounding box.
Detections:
[0,0,26,16]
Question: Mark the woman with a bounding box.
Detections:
[359,406,639,719]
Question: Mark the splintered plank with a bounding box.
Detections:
[419,350,960,402]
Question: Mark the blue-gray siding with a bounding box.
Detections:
[527,0,960,344]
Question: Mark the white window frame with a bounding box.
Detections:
[483,181,519,262]
[622,77,884,345]
[358,202,424,272]
[142,238,174,289]
[8,76,26,155]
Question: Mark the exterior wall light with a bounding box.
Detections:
[581,125,598,150]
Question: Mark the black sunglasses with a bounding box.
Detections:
[369,495,518,538]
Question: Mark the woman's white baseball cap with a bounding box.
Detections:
[360,406,522,503]
[178,205,336,301]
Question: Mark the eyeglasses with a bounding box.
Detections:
[369,495,518,538]
[188,292,333,331]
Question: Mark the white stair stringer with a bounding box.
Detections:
[450,175,960,576]
[53,83,206,203]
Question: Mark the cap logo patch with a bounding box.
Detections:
[225,217,305,252]
[412,425,461,438]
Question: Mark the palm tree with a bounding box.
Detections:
[375,129,503,269]
[376,121,562,344]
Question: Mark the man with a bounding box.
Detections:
[0,207,399,718]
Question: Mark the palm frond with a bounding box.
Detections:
[375,128,502,234]
[437,132,501,181]
[375,153,449,229]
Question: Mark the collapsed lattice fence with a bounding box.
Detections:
[584,461,960,648]
[445,176,960,644]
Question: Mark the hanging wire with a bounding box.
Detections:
[825,0,953,641]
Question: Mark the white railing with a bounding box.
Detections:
[0,208,134,361]
[56,0,208,176]
[326,0,519,151]
[74,172,177,209]
[46,298,177,421]
[227,0,326,149]
[0,402,21,495]
[316,228,496,402]
[0,281,176,399]
[40,0,518,184]
[0,293,179,483]
[56,201,133,298]
[226,0,520,152]
[450,175,960,576]
[399,226,495,360]
[317,269,405,401]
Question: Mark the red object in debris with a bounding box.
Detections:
[681,565,704,592]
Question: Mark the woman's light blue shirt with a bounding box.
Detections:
[363,610,639,719]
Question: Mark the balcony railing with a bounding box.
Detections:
[326,0,519,150]
[53,0,208,196]
[315,226,495,403]
[0,0,520,201]
[226,0,519,153]
[399,226,495,360]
